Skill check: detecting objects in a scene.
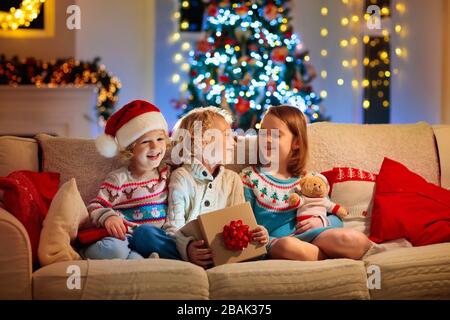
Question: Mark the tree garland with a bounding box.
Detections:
[0,55,121,123]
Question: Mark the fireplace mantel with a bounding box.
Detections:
[0,86,101,138]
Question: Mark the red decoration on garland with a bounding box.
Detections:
[0,56,121,122]
[222,220,252,251]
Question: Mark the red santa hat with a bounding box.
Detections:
[96,100,168,158]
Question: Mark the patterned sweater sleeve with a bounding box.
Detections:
[240,167,256,208]
[87,173,122,227]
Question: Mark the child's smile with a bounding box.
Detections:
[147,151,162,161]
[129,130,167,176]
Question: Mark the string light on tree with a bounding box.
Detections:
[174,0,328,130]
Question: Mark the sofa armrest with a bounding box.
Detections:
[0,207,32,300]
[433,126,450,189]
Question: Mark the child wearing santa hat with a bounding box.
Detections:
[82,100,180,260]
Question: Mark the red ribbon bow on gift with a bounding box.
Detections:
[222,220,252,251]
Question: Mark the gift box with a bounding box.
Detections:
[180,202,267,266]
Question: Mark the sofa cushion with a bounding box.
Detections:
[207,259,370,300]
[0,136,39,177]
[306,122,440,185]
[38,179,89,267]
[33,259,209,300]
[364,243,450,299]
[433,125,450,189]
[322,167,377,235]
[35,134,122,204]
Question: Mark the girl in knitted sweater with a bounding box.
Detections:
[82,100,180,260]
[241,106,372,260]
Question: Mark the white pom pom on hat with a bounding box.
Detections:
[95,133,119,158]
[95,100,168,158]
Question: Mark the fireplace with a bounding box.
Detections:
[0,86,101,139]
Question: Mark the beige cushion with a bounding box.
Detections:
[33,259,209,300]
[433,126,450,189]
[364,243,450,300]
[327,168,377,235]
[0,136,38,177]
[38,179,89,267]
[35,134,122,204]
[306,122,440,185]
[207,259,370,300]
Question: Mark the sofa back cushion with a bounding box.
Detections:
[306,122,440,185]
[0,136,39,177]
[35,122,440,204]
[36,134,123,204]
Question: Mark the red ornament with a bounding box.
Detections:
[235,97,250,114]
[222,220,252,251]
[219,0,230,8]
[197,39,213,53]
[264,3,279,21]
[219,75,230,83]
[224,38,235,46]
[235,5,249,17]
[292,77,304,90]
[267,80,277,92]
[271,46,289,63]
[207,4,218,17]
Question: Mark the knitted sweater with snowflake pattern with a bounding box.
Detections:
[240,166,341,239]
[87,164,170,228]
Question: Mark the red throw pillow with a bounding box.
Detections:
[369,158,450,246]
[0,171,60,264]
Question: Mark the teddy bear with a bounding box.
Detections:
[289,173,348,227]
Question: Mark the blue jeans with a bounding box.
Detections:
[82,224,181,260]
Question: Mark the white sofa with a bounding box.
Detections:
[0,122,449,300]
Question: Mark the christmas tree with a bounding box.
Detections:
[176,0,328,130]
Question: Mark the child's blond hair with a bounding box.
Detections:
[174,106,233,135]
[172,106,233,161]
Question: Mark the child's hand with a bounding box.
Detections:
[295,216,324,235]
[104,216,137,240]
[251,225,269,245]
[187,240,214,268]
